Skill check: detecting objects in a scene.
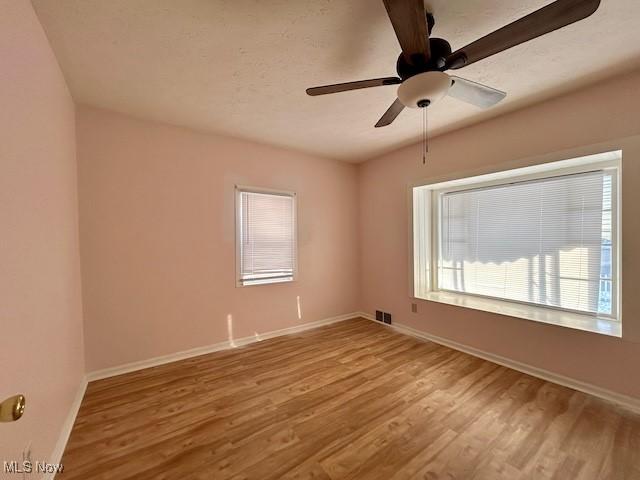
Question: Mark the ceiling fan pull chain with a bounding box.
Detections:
[426,106,429,155]
[422,106,425,164]
[422,106,428,164]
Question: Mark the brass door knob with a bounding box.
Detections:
[0,394,26,422]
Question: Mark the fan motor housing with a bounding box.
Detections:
[397,71,452,108]
[396,37,452,79]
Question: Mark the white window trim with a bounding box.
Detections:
[411,150,622,337]
[235,185,298,287]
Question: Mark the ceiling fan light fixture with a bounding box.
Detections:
[397,71,451,108]
[306,0,601,127]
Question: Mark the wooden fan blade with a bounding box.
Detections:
[382,0,430,65]
[306,77,401,96]
[444,0,601,70]
[375,98,405,128]
[448,76,506,109]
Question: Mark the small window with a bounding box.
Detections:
[236,187,297,286]
[413,151,621,335]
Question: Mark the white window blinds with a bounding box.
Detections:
[438,171,613,315]
[238,189,296,285]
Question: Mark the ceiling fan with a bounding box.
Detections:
[306,0,601,128]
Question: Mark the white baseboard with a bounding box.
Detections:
[87,312,361,382]
[358,312,640,413]
[48,377,87,480]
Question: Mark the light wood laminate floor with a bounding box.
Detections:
[61,318,640,479]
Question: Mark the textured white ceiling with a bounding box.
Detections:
[32,0,640,162]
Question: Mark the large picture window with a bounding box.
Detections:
[413,151,621,335]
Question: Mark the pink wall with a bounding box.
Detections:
[359,69,640,399]
[0,0,84,467]
[76,106,360,372]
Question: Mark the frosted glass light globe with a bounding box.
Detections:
[397,72,452,108]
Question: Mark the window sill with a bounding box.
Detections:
[419,291,621,338]
[238,277,294,287]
